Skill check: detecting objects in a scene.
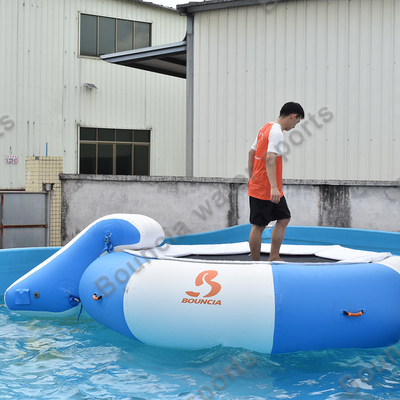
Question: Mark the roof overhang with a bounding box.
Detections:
[177,0,284,14]
[101,41,187,79]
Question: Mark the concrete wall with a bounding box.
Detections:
[60,174,400,244]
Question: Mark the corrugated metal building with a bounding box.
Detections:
[2,0,398,189]
[176,0,400,181]
[0,0,187,189]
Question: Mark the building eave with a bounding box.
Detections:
[101,41,187,79]
[177,0,288,14]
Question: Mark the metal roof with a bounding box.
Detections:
[113,0,180,12]
[100,41,187,78]
[176,0,284,14]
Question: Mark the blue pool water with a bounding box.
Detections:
[2,224,400,399]
[1,296,400,400]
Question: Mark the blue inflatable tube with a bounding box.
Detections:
[272,261,400,353]
[6,213,400,354]
[4,214,164,315]
[78,252,146,342]
[78,250,400,354]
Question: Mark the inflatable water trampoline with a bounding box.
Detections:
[5,214,400,354]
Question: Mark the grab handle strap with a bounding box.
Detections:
[343,310,364,317]
[93,293,103,301]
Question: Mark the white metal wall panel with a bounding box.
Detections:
[0,0,186,189]
[63,0,187,178]
[192,0,400,181]
[0,0,19,188]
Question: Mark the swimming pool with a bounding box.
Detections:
[1,295,400,399]
[2,222,400,399]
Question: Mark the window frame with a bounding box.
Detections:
[79,128,151,176]
[79,13,152,58]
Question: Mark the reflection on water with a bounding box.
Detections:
[1,298,400,399]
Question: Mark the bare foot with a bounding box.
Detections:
[268,256,284,262]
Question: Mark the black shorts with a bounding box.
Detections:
[249,196,291,227]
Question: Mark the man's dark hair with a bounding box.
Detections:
[280,102,305,119]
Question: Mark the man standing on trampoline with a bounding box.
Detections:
[248,102,305,261]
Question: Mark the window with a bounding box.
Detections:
[80,14,151,57]
[80,128,150,176]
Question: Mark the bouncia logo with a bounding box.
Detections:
[182,270,222,305]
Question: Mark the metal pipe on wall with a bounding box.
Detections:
[44,184,53,246]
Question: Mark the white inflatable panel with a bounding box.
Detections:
[123,259,275,353]
[112,214,165,251]
[377,256,400,274]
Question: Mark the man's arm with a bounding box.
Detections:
[248,149,255,178]
[265,152,280,203]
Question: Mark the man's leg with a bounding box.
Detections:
[269,218,290,262]
[249,225,265,261]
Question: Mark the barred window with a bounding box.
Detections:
[79,128,150,176]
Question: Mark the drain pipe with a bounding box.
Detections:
[43,183,53,246]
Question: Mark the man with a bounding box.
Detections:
[248,102,305,261]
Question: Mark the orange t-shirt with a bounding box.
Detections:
[248,123,284,201]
